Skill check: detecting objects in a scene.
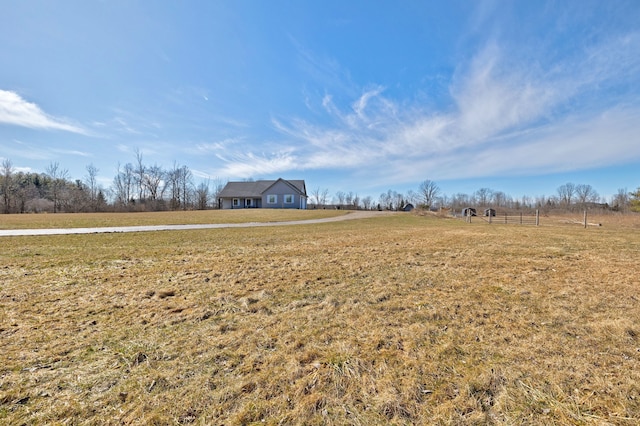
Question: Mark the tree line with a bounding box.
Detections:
[1,156,639,214]
[0,151,225,214]
[309,180,640,214]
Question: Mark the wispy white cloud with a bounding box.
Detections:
[5,138,51,161]
[0,141,51,161]
[392,106,640,183]
[191,168,213,180]
[291,36,357,98]
[0,90,87,134]
[451,43,561,143]
[112,117,143,135]
[51,148,92,158]
[351,86,384,120]
[102,108,165,138]
[1,139,91,163]
[194,137,245,153]
[216,150,297,178]
[215,28,640,186]
[581,31,640,86]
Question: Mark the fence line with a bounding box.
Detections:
[461,210,540,226]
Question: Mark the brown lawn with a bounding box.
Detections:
[1,211,639,424]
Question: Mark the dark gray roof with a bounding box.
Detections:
[219,179,306,198]
[218,181,272,198]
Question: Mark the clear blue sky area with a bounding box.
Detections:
[1,0,639,202]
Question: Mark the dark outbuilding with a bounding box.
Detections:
[461,207,477,217]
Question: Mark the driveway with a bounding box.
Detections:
[0,211,395,237]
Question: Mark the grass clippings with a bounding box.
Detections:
[1,212,639,424]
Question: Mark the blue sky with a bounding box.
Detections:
[1,0,639,202]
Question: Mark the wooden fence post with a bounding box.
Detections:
[584,210,587,228]
[536,209,539,226]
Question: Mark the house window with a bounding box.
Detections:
[232,198,240,207]
[267,194,277,204]
[284,194,294,204]
[245,198,252,207]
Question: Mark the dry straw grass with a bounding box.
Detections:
[0,209,345,229]
[1,211,639,424]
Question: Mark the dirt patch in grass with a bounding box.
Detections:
[1,213,639,424]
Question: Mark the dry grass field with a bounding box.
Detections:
[1,211,639,425]
[0,209,345,230]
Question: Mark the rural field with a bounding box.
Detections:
[1,210,639,425]
[0,209,346,230]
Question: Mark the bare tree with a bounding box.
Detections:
[492,191,507,207]
[394,190,404,210]
[575,184,599,207]
[134,148,146,201]
[475,187,493,207]
[196,180,210,210]
[310,187,320,207]
[310,187,329,207]
[361,195,373,210]
[1,159,14,213]
[438,194,449,208]
[335,191,346,207]
[379,191,391,210]
[319,188,329,207]
[211,177,226,208]
[557,183,576,208]
[143,164,165,201]
[345,191,354,207]
[406,189,419,207]
[180,165,194,210]
[167,163,193,210]
[46,162,69,213]
[380,189,403,210]
[451,192,471,211]
[167,164,180,209]
[611,188,629,212]
[84,163,99,211]
[418,180,440,208]
[112,163,135,208]
[351,193,360,209]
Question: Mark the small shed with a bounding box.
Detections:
[484,208,496,217]
[402,203,415,212]
[461,207,477,217]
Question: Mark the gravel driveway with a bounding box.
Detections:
[0,211,394,237]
